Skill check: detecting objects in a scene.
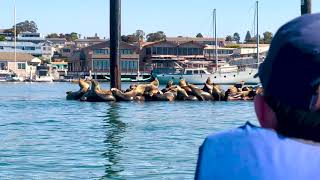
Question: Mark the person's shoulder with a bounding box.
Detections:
[203,122,279,147]
[205,122,265,139]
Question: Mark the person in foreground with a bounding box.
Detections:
[195,13,320,180]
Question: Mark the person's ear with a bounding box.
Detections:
[254,95,278,129]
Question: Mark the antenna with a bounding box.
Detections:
[213,9,218,72]
[256,1,259,66]
[14,0,17,72]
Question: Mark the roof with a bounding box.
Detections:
[239,44,270,48]
[74,39,107,43]
[166,37,225,43]
[0,52,37,61]
[51,61,68,65]
[143,40,206,48]
[82,41,138,51]
[204,45,237,50]
[46,38,67,42]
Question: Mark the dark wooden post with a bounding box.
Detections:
[110,0,121,89]
[301,0,312,15]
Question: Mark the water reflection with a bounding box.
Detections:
[101,103,127,179]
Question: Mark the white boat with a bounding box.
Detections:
[153,6,261,85]
[154,66,259,85]
[28,65,54,82]
[33,75,53,82]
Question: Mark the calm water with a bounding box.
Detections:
[0,82,258,179]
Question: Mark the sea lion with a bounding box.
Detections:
[111,79,160,101]
[66,79,90,100]
[80,80,115,102]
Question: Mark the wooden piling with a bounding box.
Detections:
[301,0,312,15]
[110,0,121,89]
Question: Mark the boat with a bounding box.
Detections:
[104,75,153,82]
[154,66,258,85]
[27,65,54,82]
[153,6,261,85]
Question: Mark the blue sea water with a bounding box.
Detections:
[0,82,258,179]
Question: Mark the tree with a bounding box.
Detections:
[233,32,240,43]
[0,35,6,41]
[245,31,252,43]
[263,31,273,44]
[196,33,203,38]
[12,20,38,34]
[225,35,233,41]
[70,32,79,41]
[46,33,59,38]
[146,31,166,42]
[134,30,145,41]
[121,34,139,44]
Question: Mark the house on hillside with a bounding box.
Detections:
[0,52,41,79]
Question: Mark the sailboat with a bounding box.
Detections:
[153,2,260,85]
[6,0,23,82]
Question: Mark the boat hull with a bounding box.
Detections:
[154,69,259,85]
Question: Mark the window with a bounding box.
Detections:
[17,63,26,70]
[186,70,193,75]
[146,48,151,55]
[178,48,183,55]
[194,70,199,74]
[157,47,162,55]
[168,47,174,55]
[94,49,108,54]
[182,48,188,55]
[187,48,193,55]
[200,70,206,74]
[152,47,157,55]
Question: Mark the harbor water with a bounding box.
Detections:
[0,82,258,179]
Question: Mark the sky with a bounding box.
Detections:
[1,0,320,41]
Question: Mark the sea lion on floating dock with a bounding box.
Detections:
[80,80,115,102]
[66,79,90,100]
[111,79,160,101]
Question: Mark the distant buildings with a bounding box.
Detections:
[74,39,107,48]
[0,52,41,78]
[68,41,139,77]
[166,37,226,46]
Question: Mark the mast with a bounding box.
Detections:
[301,0,312,15]
[213,9,218,72]
[14,0,17,72]
[256,1,259,66]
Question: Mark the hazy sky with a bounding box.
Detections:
[1,0,319,41]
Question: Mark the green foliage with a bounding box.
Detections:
[0,35,6,41]
[135,30,145,41]
[196,33,203,38]
[146,31,166,42]
[263,31,273,44]
[233,32,240,43]
[224,44,241,48]
[70,32,79,41]
[121,34,139,44]
[10,20,38,35]
[225,35,233,41]
[46,33,59,38]
[245,31,252,43]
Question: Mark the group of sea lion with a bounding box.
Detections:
[66,78,263,102]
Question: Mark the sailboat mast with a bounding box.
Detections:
[213,9,218,72]
[14,0,17,72]
[256,1,259,65]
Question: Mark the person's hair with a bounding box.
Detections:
[264,95,320,142]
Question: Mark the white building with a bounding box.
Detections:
[0,41,54,60]
[0,52,41,79]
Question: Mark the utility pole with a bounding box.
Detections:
[301,0,312,15]
[110,0,121,89]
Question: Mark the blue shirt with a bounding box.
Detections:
[195,122,320,180]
